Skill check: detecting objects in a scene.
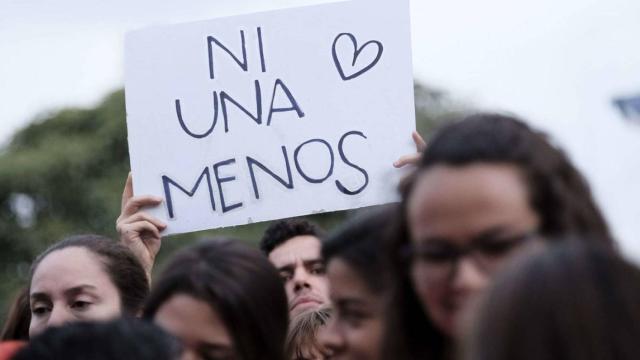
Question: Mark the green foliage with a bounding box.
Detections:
[414,82,470,138]
[0,82,465,325]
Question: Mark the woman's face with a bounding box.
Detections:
[320,259,384,360]
[407,164,540,338]
[154,294,236,360]
[29,247,122,337]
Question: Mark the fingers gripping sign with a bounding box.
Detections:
[393,131,427,168]
[116,173,167,280]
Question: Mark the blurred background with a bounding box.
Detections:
[1,0,639,322]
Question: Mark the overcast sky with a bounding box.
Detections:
[1,0,639,259]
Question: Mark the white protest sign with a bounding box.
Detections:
[124,0,415,235]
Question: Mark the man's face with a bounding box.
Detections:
[268,235,329,318]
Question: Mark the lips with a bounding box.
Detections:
[290,294,323,311]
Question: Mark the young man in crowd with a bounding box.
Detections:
[261,219,332,359]
[260,219,330,319]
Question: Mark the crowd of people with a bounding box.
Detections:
[2,113,640,360]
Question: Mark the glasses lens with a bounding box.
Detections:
[407,243,457,281]
[475,233,535,272]
[414,243,458,263]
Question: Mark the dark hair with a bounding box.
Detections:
[406,113,612,242]
[12,318,182,360]
[466,242,640,360]
[385,113,614,359]
[0,287,30,341]
[143,238,289,360]
[322,206,396,294]
[29,234,149,316]
[260,219,324,255]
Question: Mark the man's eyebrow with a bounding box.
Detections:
[277,264,295,272]
[277,258,323,272]
[302,259,324,267]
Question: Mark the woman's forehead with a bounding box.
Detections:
[31,247,110,293]
[408,164,538,242]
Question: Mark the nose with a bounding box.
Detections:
[451,256,488,295]
[318,317,345,355]
[47,306,74,328]
[292,267,312,293]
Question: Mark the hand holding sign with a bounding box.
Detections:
[393,131,427,168]
[116,173,165,278]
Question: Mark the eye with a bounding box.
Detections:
[31,304,51,316]
[279,271,293,282]
[71,300,92,311]
[310,264,326,275]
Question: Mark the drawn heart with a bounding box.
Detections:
[332,33,384,81]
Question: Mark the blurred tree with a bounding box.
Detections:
[414,82,469,135]
[0,81,466,324]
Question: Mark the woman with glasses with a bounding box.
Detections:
[385,113,614,359]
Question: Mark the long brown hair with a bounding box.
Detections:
[143,238,289,360]
[0,287,30,341]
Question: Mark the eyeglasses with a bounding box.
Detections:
[403,230,538,280]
